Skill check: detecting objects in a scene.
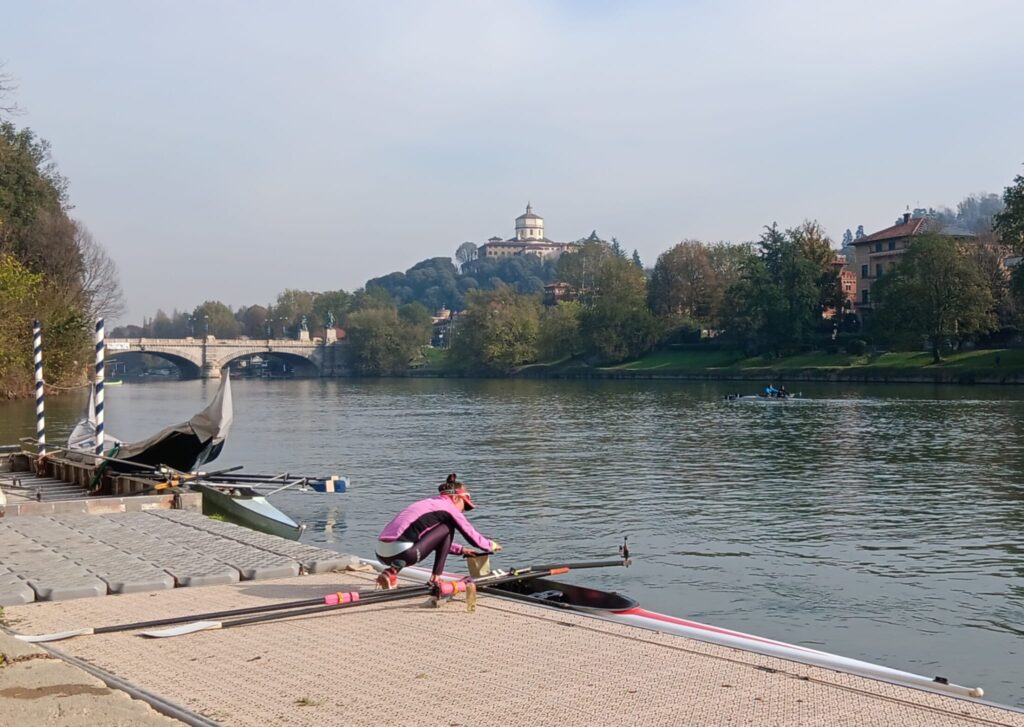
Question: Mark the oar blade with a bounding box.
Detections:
[14,628,94,643]
[140,621,223,639]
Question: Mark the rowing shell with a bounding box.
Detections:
[374,560,984,702]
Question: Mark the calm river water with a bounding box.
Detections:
[2,378,1023,706]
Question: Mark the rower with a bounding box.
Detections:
[375,473,501,590]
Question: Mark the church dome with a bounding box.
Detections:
[515,203,544,240]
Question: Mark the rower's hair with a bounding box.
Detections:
[440,472,462,493]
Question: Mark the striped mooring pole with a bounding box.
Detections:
[33,320,46,456]
[95,318,105,455]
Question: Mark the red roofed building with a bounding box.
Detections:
[850,212,974,319]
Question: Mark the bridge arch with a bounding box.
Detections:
[212,350,320,378]
[107,350,203,379]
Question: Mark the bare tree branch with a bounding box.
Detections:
[0,60,22,119]
[75,223,126,322]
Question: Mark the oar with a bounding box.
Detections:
[139,565,584,639]
[15,558,628,643]
[13,579,438,644]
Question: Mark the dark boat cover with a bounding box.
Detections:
[69,374,233,473]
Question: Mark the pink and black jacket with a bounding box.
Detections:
[377,495,493,555]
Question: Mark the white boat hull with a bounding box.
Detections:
[374,560,984,702]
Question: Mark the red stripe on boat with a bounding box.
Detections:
[615,608,818,653]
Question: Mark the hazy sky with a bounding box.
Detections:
[4,1,1023,322]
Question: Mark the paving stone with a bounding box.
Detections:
[0,582,35,605]
[27,577,107,601]
[152,509,357,573]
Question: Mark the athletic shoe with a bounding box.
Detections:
[376,568,398,590]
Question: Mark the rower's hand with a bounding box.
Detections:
[490,540,502,553]
[462,548,480,558]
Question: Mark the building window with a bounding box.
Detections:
[861,264,868,279]
[888,240,896,251]
[861,289,870,304]
[875,242,883,252]
[875,264,883,278]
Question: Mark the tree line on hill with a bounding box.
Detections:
[0,72,125,398]
[113,172,1024,376]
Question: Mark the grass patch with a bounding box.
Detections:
[607,349,746,371]
[599,347,1024,377]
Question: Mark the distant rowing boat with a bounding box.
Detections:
[725,392,803,401]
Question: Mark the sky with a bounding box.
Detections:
[3,1,1023,323]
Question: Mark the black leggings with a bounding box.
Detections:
[378,524,454,577]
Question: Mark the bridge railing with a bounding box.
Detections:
[105,337,323,346]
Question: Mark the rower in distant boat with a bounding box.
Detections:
[375,473,501,590]
[764,384,780,397]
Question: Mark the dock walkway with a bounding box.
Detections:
[0,510,356,605]
[6,568,1024,727]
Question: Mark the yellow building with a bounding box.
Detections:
[850,212,975,318]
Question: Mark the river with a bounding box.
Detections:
[2,378,1023,707]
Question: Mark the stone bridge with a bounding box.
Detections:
[105,337,349,378]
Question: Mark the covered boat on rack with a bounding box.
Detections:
[71,374,233,473]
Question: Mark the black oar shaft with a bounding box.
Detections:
[531,559,627,571]
[96,583,434,634]
[94,597,323,634]
[215,566,584,631]
[221,584,433,629]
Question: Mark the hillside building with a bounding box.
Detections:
[477,204,578,261]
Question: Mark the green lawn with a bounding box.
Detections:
[606,348,1024,374]
[604,349,746,371]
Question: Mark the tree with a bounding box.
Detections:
[538,301,583,361]
[73,224,125,322]
[580,256,657,364]
[724,225,824,355]
[0,119,101,395]
[192,301,240,338]
[310,290,352,332]
[871,234,995,362]
[994,172,1024,251]
[855,225,865,240]
[0,254,41,396]
[788,220,843,319]
[350,285,395,311]
[556,238,614,292]
[344,306,424,376]
[631,249,643,269]
[648,240,718,324]
[842,229,854,247]
[455,242,478,268]
[237,304,270,338]
[0,61,19,119]
[450,288,541,373]
[610,238,627,259]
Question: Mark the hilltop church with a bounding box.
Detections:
[476,204,578,260]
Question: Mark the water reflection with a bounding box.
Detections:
[2,378,1023,706]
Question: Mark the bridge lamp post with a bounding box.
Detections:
[188,316,195,338]
[204,315,209,336]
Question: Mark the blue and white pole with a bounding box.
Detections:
[33,320,46,456]
[95,318,105,455]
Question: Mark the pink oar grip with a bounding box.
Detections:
[323,591,360,605]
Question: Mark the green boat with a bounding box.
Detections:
[191,482,305,541]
